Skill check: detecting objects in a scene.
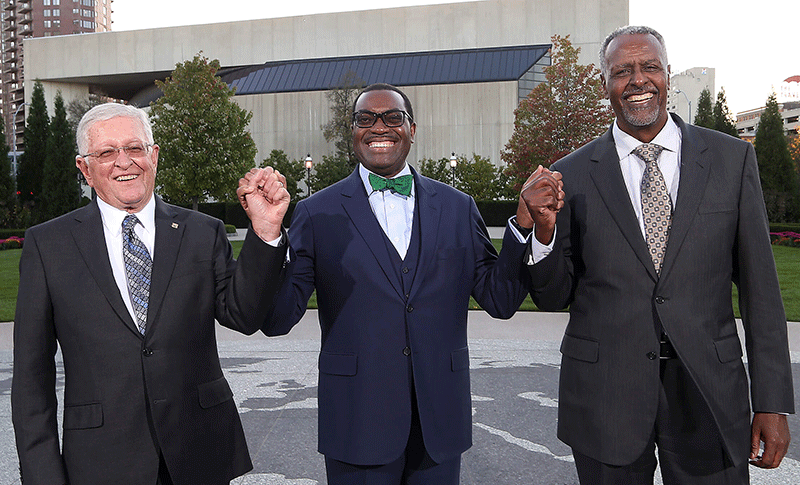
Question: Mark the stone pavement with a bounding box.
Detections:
[1,312,799,485]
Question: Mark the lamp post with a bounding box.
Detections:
[304,154,313,196]
[11,102,26,182]
[675,89,692,123]
[449,152,457,187]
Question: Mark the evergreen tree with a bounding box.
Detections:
[150,53,256,211]
[693,88,714,128]
[755,92,800,221]
[502,35,613,190]
[17,80,49,208]
[41,92,80,220]
[712,88,739,138]
[0,117,13,205]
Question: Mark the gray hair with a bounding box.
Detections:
[599,26,668,78]
[76,103,154,157]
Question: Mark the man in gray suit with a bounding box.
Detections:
[519,26,793,484]
[12,103,289,484]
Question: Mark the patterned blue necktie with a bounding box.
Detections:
[634,143,671,275]
[122,215,152,334]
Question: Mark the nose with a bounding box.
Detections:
[114,148,134,168]
[630,67,648,87]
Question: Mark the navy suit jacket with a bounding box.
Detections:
[529,115,794,466]
[12,197,286,485]
[264,167,530,465]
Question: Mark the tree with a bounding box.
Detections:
[309,153,353,194]
[0,116,13,205]
[321,72,364,168]
[712,87,739,138]
[417,154,516,200]
[693,88,714,128]
[755,92,800,222]
[262,149,306,200]
[41,92,81,221]
[67,93,105,138]
[789,128,800,175]
[17,80,49,209]
[502,35,613,190]
[150,53,256,211]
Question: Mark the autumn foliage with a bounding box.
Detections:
[502,35,612,190]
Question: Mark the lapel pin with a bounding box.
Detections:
[171,222,179,229]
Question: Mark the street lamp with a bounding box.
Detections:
[11,102,26,181]
[449,152,457,186]
[304,154,313,196]
[675,89,692,123]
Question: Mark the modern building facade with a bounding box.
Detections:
[1,0,112,159]
[735,76,800,142]
[667,67,715,124]
[23,0,627,170]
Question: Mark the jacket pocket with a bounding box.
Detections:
[63,402,103,430]
[713,333,743,363]
[198,376,233,409]
[451,347,470,371]
[560,333,599,363]
[319,352,358,376]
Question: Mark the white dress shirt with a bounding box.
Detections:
[359,163,416,260]
[97,195,156,325]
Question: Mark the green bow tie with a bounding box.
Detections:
[369,173,413,196]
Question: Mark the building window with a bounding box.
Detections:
[73,8,79,14]
[44,10,51,17]
[44,20,52,28]
[53,0,60,4]
[83,9,93,16]
[53,19,60,27]
[53,9,60,16]
[44,0,51,5]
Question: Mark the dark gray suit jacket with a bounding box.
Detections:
[529,115,794,466]
[12,197,286,485]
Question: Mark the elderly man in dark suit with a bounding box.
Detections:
[12,103,289,485]
[254,83,532,484]
[519,26,794,484]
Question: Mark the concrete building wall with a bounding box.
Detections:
[23,0,628,165]
[667,67,715,124]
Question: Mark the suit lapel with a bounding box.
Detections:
[147,197,184,334]
[408,168,441,301]
[71,200,140,335]
[340,169,405,299]
[588,129,658,281]
[659,115,710,281]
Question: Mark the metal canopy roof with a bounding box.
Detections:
[223,44,551,95]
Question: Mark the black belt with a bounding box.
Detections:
[660,333,677,360]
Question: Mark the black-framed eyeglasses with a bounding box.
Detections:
[353,109,412,128]
[80,143,153,163]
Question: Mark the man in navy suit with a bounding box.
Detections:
[256,83,532,484]
[519,26,793,484]
[13,103,289,484]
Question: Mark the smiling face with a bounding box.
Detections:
[602,33,670,142]
[352,89,416,178]
[76,116,159,213]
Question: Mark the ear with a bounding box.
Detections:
[76,157,94,188]
[600,74,609,99]
[409,122,416,143]
[150,144,159,172]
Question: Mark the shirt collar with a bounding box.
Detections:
[612,115,682,157]
[97,194,156,236]
[358,163,414,198]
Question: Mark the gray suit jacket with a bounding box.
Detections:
[529,114,794,466]
[12,197,286,485]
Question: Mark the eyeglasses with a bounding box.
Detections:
[353,109,412,128]
[81,143,152,163]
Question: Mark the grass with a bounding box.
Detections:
[2,241,798,322]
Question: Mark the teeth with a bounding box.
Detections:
[369,141,394,148]
[116,175,138,181]
[628,93,654,102]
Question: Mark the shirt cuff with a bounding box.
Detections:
[527,225,556,265]
[507,216,532,242]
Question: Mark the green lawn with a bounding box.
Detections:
[2,242,798,322]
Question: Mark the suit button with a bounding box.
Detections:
[402,267,409,274]
[403,347,411,356]
[655,296,665,304]
[646,352,657,360]
[406,305,414,313]
[142,348,153,356]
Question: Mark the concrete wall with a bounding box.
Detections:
[23,0,628,165]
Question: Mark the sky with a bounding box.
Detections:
[110,0,798,115]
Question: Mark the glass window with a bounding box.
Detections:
[53,9,60,16]
[44,10,51,17]
[44,0,51,5]
[54,0,60,4]
[44,20,52,28]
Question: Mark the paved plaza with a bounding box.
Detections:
[1,311,799,484]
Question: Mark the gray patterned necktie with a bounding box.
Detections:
[634,143,671,275]
[122,215,152,334]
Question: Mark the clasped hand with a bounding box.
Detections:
[517,165,565,245]
[237,167,290,242]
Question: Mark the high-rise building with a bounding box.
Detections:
[667,67,715,124]
[1,0,112,162]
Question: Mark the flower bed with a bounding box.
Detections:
[770,232,800,248]
[0,236,23,250]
